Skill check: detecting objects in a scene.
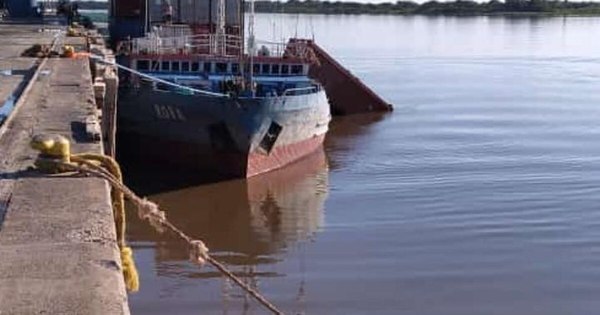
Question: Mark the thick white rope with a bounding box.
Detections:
[88,53,230,98]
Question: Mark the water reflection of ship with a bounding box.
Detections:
[128,148,329,266]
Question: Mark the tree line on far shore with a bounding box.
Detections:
[73,0,600,16]
[254,0,600,15]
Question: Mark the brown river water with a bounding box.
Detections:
[120,14,600,315]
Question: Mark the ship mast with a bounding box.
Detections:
[248,0,256,95]
[215,0,226,55]
[144,0,148,34]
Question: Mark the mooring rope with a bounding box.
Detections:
[30,135,284,315]
[87,53,230,98]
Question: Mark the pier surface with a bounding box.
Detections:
[0,23,129,314]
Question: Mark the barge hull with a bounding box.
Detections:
[289,39,393,115]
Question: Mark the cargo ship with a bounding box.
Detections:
[109,0,331,178]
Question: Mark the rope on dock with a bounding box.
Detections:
[30,134,284,315]
[87,53,230,98]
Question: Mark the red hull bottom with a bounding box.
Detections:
[117,133,327,178]
[246,134,326,177]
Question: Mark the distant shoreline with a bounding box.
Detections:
[74,0,600,17]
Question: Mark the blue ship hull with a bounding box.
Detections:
[117,80,330,177]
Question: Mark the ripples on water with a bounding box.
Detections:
[123,15,600,314]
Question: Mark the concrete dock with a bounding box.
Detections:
[0,22,129,314]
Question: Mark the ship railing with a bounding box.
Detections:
[253,39,316,60]
[282,85,321,96]
[253,39,288,57]
[131,33,243,57]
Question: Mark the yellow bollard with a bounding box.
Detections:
[63,45,75,58]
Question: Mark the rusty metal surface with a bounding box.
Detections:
[295,39,393,115]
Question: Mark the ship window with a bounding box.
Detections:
[231,63,239,74]
[253,64,260,74]
[281,64,289,75]
[171,61,180,72]
[182,61,190,72]
[151,60,159,71]
[216,62,227,74]
[137,60,149,71]
[262,64,270,75]
[204,62,212,73]
[291,65,303,75]
[271,64,280,74]
[161,61,170,71]
[191,62,200,72]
